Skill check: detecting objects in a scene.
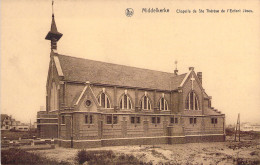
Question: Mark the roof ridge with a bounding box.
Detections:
[57,54,187,76]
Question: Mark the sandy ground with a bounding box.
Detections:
[32,137,260,165]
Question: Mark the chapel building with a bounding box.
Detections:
[37,12,225,148]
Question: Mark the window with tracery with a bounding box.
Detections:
[98,92,111,108]
[120,94,132,109]
[140,96,152,110]
[158,97,168,110]
[185,91,199,110]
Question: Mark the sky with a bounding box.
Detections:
[1,0,260,125]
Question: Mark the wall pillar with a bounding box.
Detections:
[114,87,118,110]
[178,87,183,113]
[135,89,139,111]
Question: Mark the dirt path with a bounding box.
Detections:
[32,140,260,165]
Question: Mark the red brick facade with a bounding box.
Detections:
[37,14,225,148]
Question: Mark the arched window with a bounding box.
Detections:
[185,91,199,110]
[140,96,152,110]
[158,98,168,110]
[98,92,111,108]
[50,82,58,111]
[120,94,132,109]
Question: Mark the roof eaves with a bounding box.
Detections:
[53,55,64,77]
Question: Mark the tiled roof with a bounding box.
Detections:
[57,54,187,91]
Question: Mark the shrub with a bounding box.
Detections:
[225,128,235,136]
[75,150,148,165]
[1,148,69,165]
[234,158,260,165]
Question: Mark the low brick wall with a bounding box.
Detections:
[102,137,168,147]
[185,134,225,143]
[58,134,225,148]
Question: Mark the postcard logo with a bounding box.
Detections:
[125,8,134,17]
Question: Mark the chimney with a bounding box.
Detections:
[189,67,194,71]
[174,60,178,75]
[174,69,178,76]
[197,72,202,84]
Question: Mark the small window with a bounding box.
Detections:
[136,117,140,124]
[113,116,118,124]
[157,117,160,124]
[190,118,193,124]
[85,115,93,124]
[107,116,112,124]
[152,117,156,124]
[61,116,65,124]
[171,117,178,124]
[190,118,197,124]
[211,118,218,124]
[211,118,214,124]
[130,116,141,124]
[85,100,92,107]
[131,117,135,124]
[90,115,93,124]
[85,115,88,124]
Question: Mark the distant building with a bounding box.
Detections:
[1,114,30,131]
[241,123,260,132]
[1,114,12,130]
[15,124,30,131]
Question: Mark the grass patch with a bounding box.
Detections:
[233,158,260,165]
[1,148,69,165]
[76,149,151,165]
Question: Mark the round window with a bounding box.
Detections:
[85,100,92,107]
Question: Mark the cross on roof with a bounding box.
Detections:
[190,75,195,90]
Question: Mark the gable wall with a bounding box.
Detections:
[182,72,203,115]
[65,83,85,107]
[46,57,62,112]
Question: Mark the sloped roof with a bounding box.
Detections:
[57,54,186,91]
[1,114,9,123]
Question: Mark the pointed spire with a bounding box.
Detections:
[50,14,58,33]
[45,0,63,50]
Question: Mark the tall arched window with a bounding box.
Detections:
[185,91,199,110]
[98,92,111,108]
[120,94,132,109]
[140,96,152,110]
[50,82,58,111]
[158,98,168,110]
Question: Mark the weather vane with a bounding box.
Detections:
[174,60,178,70]
[52,0,54,15]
